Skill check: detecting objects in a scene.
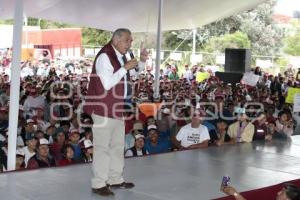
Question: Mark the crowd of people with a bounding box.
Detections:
[0,47,299,172]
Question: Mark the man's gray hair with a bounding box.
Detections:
[112,28,131,39]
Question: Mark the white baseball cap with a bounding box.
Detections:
[84,139,93,149]
[162,108,170,114]
[26,119,35,124]
[135,134,145,140]
[147,125,157,131]
[16,148,25,157]
[39,138,49,145]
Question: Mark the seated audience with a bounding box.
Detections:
[68,129,82,161]
[15,148,25,170]
[125,134,148,157]
[81,139,93,162]
[174,109,210,150]
[228,113,255,143]
[275,111,294,138]
[209,119,231,146]
[125,121,144,151]
[50,128,66,161]
[252,112,272,141]
[27,138,56,169]
[21,133,37,167]
[145,125,170,154]
[58,144,75,166]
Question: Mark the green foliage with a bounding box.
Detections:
[163,31,192,51]
[203,31,251,53]
[39,19,73,29]
[284,29,300,56]
[274,57,289,67]
[27,17,39,26]
[163,0,283,56]
[0,19,14,24]
[82,28,112,46]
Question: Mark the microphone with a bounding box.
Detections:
[128,50,139,72]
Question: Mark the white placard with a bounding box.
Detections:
[190,54,203,63]
[294,94,300,112]
[256,59,273,68]
[170,52,182,61]
[241,72,260,87]
[216,55,225,65]
[289,57,300,68]
[84,48,95,56]
[151,50,164,60]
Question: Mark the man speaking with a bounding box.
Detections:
[85,28,148,196]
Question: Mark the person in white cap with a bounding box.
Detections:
[125,134,148,157]
[16,148,25,170]
[27,138,56,169]
[124,121,144,150]
[144,125,170,154]
[156,107,173,139]
[81,139,93,163]
[21,133,37,167]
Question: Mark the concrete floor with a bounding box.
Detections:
[1,136,300,200]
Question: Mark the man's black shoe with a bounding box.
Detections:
[92,186,114,196]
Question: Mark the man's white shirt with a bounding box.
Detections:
[22,146,36,167]
[95,46,145,98]
[176,123,210,148]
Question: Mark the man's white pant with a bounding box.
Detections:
[91,114,125,188]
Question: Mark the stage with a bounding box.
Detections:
[1,136,300,200]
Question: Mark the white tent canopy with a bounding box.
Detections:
[1,0,266,32]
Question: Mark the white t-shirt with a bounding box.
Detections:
[22,146,36,167]
[125,149,148,157]
[23,95,45,114]
[176,123,210,148]
[21,66,34,78]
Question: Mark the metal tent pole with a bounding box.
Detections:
[154,0,163,99]
[7,0,24,171]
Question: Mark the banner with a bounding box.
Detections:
[190,54,203,63]
[293,94,300,112]
[151,50,164,60]
[196,72,210,82]
[241,72,260,87]
[216,55,225,65]
[286,87,300,104]
[256,59,273,68]
[170,52,182,61]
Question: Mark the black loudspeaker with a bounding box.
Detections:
[215,72,243,84]
[225,48,251,73]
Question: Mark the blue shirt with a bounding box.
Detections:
[71,144,82,161]
[203,121,216,132]
[145,138,170,154]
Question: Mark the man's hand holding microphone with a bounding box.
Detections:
[124,59,138,71]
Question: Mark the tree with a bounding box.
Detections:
[0,19,13,25]
[39,19,73,29]
[284,29,300,56]
[81,28,112,46]
[163,0,283,56]
[203,31,251,53]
